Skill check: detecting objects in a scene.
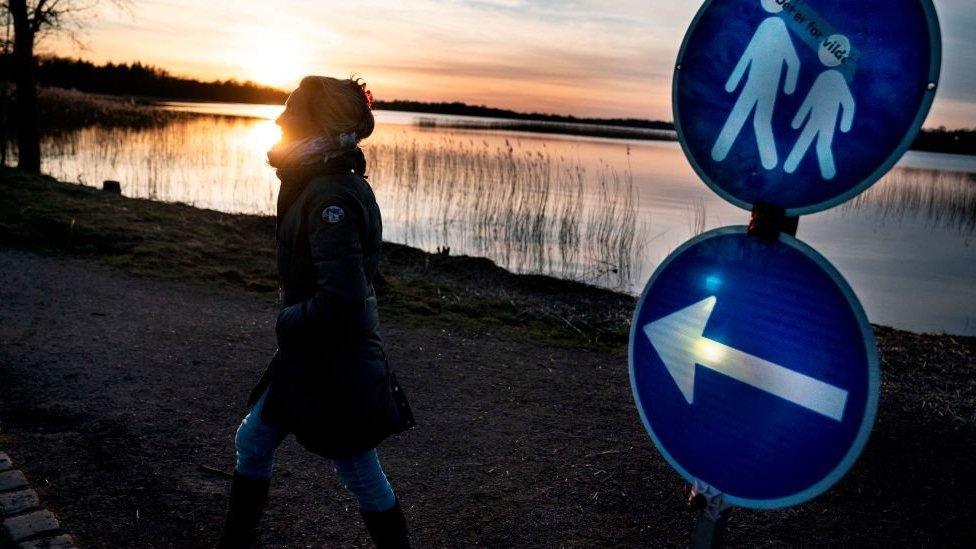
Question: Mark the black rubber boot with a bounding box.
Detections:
[216,472,270,549]
[360,499,411,549]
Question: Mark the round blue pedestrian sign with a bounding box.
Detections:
[629,227,879,508]
[673,0,942,215]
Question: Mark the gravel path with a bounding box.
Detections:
[0,249,973,548]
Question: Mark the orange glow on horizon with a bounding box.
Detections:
[37,0,976,128]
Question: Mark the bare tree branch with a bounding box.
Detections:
[5,0,129,48]
[3,0,129,172]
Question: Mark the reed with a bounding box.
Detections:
[842,167,976,233]
[39,118,646,291]
[30,87,188,130]
[687,197,707,237]
[38,112,975,296]
[364,136,644,289]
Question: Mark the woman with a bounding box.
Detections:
[218,76,415,549]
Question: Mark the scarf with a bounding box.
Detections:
[267,132,359,173]
[269,133,367,226]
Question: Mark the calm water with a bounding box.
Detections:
[39,102,976,336]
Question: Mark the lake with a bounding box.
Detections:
[39,102,976,336]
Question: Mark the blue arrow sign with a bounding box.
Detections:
[629,227,879,509]
[673,0,942,215]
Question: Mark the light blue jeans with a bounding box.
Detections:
[234,389,397,513]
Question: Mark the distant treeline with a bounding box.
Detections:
[0,56,289,104]
[375,100,675,131]
[2,56,974,154]
[910,128,976,157]
[2,56,674,130]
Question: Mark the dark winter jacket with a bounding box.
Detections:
[248,150,414,458]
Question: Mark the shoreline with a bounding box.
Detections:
[2,167,972,342]
[20,87,976,155]
[0,168,637,347]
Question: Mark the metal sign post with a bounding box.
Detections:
[629,0,942,546]
[688,481,732,549]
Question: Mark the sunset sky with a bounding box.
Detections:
[47,0,976,128]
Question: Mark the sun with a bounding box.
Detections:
[243,35,311,90]
[242,120,283,153]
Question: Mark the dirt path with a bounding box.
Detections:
[1,248,973,548]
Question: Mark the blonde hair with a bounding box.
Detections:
[278,76,375,141]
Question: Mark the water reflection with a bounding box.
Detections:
[34,108,976,335]
[43,118,280,213]
[40,116,645,290]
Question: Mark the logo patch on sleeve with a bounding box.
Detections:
[322,205,346,224]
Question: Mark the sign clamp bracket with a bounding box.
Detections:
[747,203,799,241]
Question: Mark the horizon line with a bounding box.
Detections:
[30,54,976,133]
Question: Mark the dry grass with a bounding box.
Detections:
[0,168,636,346]
[365,137,645,290]
[35,87,190,130]
[842,167,976,233]
[875,326,976,427]
[0,167,278,292]
[35,111,647,291]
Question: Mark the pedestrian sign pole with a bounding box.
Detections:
[629,1,942,546]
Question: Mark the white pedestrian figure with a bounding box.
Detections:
[784,40,856,180]
[711,0,800,170]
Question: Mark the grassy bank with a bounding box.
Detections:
[2,169,975,548]
[0,168,634,347]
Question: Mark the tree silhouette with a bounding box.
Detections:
[1,8,12,167]
[3,0,125,173]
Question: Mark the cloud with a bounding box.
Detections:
[42,0,976,127]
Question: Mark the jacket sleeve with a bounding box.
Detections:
[275,189,368,348]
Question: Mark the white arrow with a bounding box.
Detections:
[643,296,848,422]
